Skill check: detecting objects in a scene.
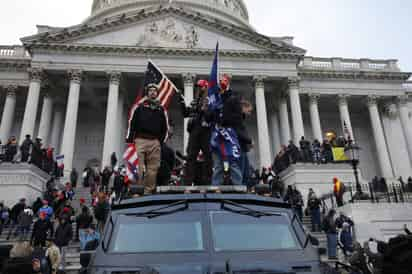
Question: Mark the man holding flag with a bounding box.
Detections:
[208,44,243,185]
[126,61,172,194]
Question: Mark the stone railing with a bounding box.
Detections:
[404,81,412,92]
[0,45,30,59]
[300,56,400,72]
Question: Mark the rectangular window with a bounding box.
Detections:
[111,213,204,253]
[210,212,300,251]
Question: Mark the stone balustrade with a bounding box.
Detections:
[404,81,412,92]
[0,45,30,59]
[301,56,400,72]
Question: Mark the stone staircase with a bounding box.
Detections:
[0,185,93,273]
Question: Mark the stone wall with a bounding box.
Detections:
[341,203,412,243]
[0,163,49,207]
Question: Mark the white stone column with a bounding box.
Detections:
[288,78,305,144]
[278,95,291,145]
[0,85,17,142]
[116,92,125,159]
[254,76,271,167]
[269,109,281,155]
[50,108,64,153]
[398,95,412,163]
[309,93,323,141]
[19,68,43,144]
[338,94,355,141]
[182,73,195,154]
[61,70,82,174]
[37,94,53,145]
[367,95,393,178]
[102,72,121,168]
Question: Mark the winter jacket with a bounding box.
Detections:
[127,99,168,142]
[100,169,113,186]
[31,219,53,244]
[94,202,110,223]
[17,211,33,227]
[54,222,73,247]
[38,206,54,220]
[76,213,93,230]
[10,203,25,222]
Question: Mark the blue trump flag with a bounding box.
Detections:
[208,43,222,112]
[208,43,241,162]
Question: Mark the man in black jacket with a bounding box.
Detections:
[126,83,168,194]
[179,80,212,185]
[31,212,53,247]
[209,76,244,186]
[19,135,32,162]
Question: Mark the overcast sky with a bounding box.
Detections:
[1,0,411,72]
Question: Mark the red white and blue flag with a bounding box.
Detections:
[207,42,241,162]
[123,60,176,181]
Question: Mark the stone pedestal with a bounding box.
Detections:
[0,163,49,207]
[279,163,365,203]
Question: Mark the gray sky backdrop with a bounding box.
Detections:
[1,0,411,72]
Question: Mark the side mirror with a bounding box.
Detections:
[308,234,319,246]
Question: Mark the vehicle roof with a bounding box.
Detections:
[112,193,291,211]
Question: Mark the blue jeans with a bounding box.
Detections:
[311,208,321,231]
[239,151,250,186]
[15,225,30,238]
[212,152,242,185]
[327,233,337,258]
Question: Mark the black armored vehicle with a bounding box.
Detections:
[85,186,324,274]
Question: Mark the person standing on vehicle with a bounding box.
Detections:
[209,75,243,185]
[179,79,212,185]
[126,83,168,194]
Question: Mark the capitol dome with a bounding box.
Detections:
[88,0,250,29]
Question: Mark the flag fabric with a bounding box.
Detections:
[208,43,222,112]
[56,154,64,168]
[211,126,241,161]
[123,144,139,180]
[144,60,178,109]
[332,147,348,161]
[207,42,241,162]
[123,60,177,181]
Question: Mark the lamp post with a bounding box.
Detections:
[345,140,362,195]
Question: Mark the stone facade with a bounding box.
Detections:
[0,1,411,184]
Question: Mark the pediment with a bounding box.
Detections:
[73,16,264,51]
[22,7,305,57]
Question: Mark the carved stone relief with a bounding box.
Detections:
[136,19,199,49]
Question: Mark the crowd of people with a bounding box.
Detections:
[0,135,62,177]
[0,174,109,274]
[272,136,351,174]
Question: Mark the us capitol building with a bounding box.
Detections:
[0,0,412,188]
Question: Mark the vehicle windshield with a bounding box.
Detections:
[110,212,204,253]
[210,211,300,251]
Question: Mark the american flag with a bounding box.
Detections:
[123,60,177,181]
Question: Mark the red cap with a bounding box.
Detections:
[79,198,86,204]
[197,79,208,88]
[63,207,70,213]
